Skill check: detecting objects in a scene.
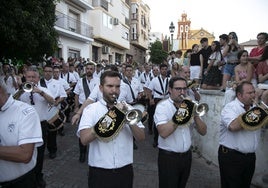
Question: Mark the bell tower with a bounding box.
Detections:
[177,13,191,50]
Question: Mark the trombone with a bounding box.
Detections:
[180,95,209,116]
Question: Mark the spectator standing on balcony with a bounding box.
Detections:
[202,41,223,90]
[220,32,243,92]
[199,37,212,83]
[189,44,203,85]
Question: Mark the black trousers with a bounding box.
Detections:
[0,168,37,188]
[218,145,256,188]
[47,129,57,154]
[158,149,192,188]
[34,121,47,181]
[88,164,133,188]
[153,98,162,144]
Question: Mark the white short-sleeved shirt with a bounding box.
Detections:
[0,96,43,182]
[19,86,53,121]
[220,98,260,153]
[60,72,77,84]
[40,78,67,99]
[148,76,169,99]
[154,98,193,153]
[74,77,100,104]
[55,78,70,91]
[77,99,144,169]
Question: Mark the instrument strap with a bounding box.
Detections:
[122,78,135,102]
[82,77,90,99]
[40,78,47,88]
[157,76,169,96]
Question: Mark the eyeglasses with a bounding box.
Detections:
[173,87,187,92]
[29,92,35,105]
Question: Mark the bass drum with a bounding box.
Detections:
[47,106,66,131]
[132,103,148,123]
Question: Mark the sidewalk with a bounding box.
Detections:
[43,122,222,188]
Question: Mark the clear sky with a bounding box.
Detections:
[143,0,268,43]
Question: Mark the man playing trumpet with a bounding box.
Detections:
[77,71,145,188]
[219,81,268,188]
[154,77,207,188]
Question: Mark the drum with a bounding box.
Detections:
[60,99,69,112]
[47,106,66,131]
[133,103,148,123]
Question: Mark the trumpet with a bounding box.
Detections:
[180,95,209,116]
[114,99,143,126]
[13,82,35,99]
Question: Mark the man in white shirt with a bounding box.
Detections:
[73,62,99,163]
[219,81,262,188]
[154,77,207,188]
[77,71,145,188]
[0,79,43,187]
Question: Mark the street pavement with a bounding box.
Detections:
[43,121,222,188]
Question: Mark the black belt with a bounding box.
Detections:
[159,148,190,157]
[219,145,255,156]
[89,164,132,173]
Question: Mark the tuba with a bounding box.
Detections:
[13,82,35,99]
[93,98,143,142]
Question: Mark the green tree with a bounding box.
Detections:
[149,40,168,64]
[0,0,58,64]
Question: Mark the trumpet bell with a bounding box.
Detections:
[195,103,209,116]
[125,109,143,125]
[23,82,34,92]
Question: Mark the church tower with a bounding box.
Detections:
[177,13,191,50]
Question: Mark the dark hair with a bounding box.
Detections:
[229,32,238,42]
[237,50,248,60]
[159,63,168,69]
[235,81,252,96]
[125,64,133,69]
[100,71,121,85]
[219,34,229,41]
[257,32,268,40]
[169,77,187,88]
[200,37,208,43]
[212,41,221,52]
[175,50,183,55]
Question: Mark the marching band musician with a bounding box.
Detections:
[147,63,170,147]
[154,77,207,188]
[40,64,67,159]
[77,71,145,188]
[0,79,43,187]
[18,67,55,188]
[73,62,100,163]
[219,81,266,188]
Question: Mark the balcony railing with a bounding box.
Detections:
[55,11,93,38]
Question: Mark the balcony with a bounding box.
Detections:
[70,0,94,10]
[55,11,93,42]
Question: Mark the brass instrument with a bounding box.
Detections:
[187,80,199,90]
[115,100,143,126]
[13,82,35,99]
[181,95,209,117]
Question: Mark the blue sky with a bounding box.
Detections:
[143,0,268,43]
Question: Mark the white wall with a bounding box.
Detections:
[193,90,268,187]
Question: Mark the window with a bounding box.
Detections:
[103,13,113,29]
[68,49,80,58]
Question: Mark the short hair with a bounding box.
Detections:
[175,50,183,55]
[125,64,133,69]
[200,37,208,43]
[169,77,187,88]
[257,32,268,40]
[235,81,253,96]
[219,34,229,41]
[159,63,168,69]
[100,71,121,85]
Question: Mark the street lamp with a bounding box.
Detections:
[169,21,175,51]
